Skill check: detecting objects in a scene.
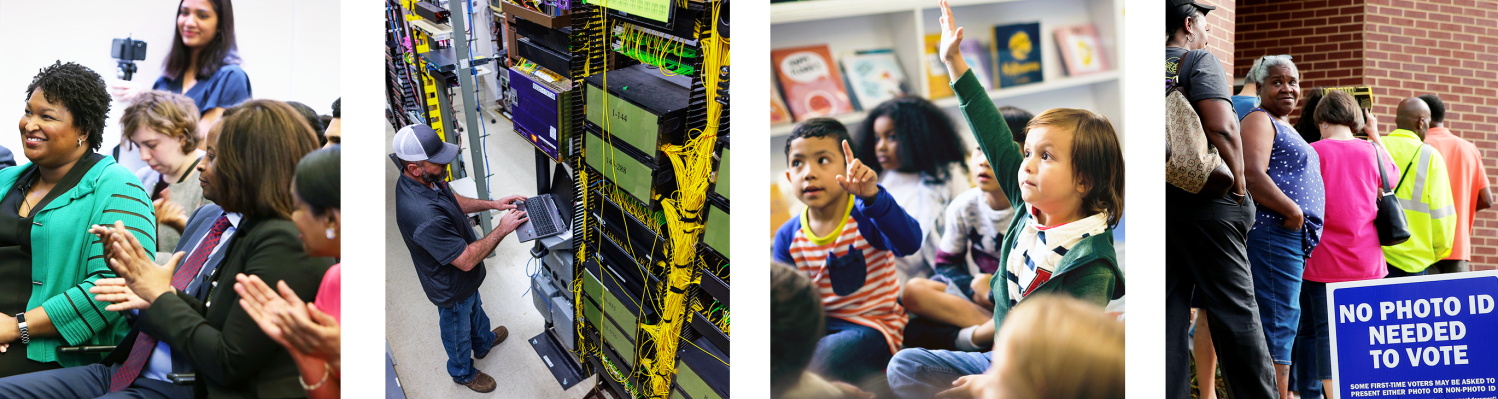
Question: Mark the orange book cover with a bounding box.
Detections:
[772,45,854,121]
[924,33,955,99]
[772,82,792,125]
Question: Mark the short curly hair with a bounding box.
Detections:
[121,90,201,155]
[25,61,111,152]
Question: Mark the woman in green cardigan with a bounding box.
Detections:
[0,62,156,376]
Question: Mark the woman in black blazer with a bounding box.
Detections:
[93,99,327,399]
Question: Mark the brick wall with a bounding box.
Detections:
[1235,0,1498,270]
[1234,0,1366,96]
[1203,0,1238,76]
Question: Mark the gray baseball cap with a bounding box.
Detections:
[393,124,459,165]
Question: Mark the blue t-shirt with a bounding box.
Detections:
[1248,108,1326,255]
[395,174,485,307]
[153,64,252,113]
[1231,95,1260,121]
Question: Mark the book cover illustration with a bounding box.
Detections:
[924,33,955,99]
[841,49,909,111]
[993,22,1043,88]
[772,81,792,125]
[772,45,854,121]
[1055,24,1109,76]
[959,39,995,91]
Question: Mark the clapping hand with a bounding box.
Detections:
[105,220,185,304]
[834,140,879,199]
[90,278,152,311]
[236,274,342,370]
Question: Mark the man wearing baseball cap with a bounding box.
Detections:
[392,124,529,393]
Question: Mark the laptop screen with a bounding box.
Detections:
[550,165,575,226]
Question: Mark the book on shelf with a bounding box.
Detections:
[992,22,1044,88]
[772,44,854,121]
[959,39,995,91]
[841,49,909,111]
[1055,24,1109,76]
[923,33,955,100]
[772,81,792,126]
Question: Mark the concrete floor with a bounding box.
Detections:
[384,107,603,399]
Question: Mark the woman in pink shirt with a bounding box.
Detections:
[1303,90,1396,394]
[235,146,341,398]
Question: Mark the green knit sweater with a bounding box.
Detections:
[0,155,156,367]
[949,70,1125,329]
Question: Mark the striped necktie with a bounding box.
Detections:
[108,214,231,391]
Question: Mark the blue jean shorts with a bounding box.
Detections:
[1247,223,1305,365]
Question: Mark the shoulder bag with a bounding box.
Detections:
[1165,50,1233,197]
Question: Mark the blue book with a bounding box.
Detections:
[993,22,1044,88]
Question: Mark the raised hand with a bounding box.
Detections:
[938,0,965,63]
[90,278,152,312]
[834,140,879,199]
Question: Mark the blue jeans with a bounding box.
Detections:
[439,291,497,383]
[887,348,992,399]
[1247,223,1304,365]
[1300,281,1333,380]
[808,317,892,384]
[1293,304,1324,398]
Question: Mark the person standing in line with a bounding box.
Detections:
[1164,1,1278,398]
[1418,94,1491,274]
[1239,54,1325,399]
[1303,90,1397,399]
[1381,98,1457,278]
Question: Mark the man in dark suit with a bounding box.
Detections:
[0,119,328,398]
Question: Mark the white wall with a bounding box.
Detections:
[0,0,341,164]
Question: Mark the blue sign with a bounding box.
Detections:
[1329,272,1498,398]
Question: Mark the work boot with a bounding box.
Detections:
[460,371,497,393]
[474,326,509,359]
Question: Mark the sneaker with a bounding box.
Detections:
[459,371,497,393]
[474,326,509,359]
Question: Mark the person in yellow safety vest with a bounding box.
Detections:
[1380,97,1457,277]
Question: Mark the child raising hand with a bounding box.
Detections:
[885,1,1127,397]
[774,119,924,385]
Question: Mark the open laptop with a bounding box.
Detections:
[516,167,575,243]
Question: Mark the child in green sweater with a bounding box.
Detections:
[885,1,1126,397]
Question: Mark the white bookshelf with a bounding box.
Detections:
[768,0,1123,139]
[768,0,1125,226]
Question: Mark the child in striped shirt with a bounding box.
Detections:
[773,118,924,385]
